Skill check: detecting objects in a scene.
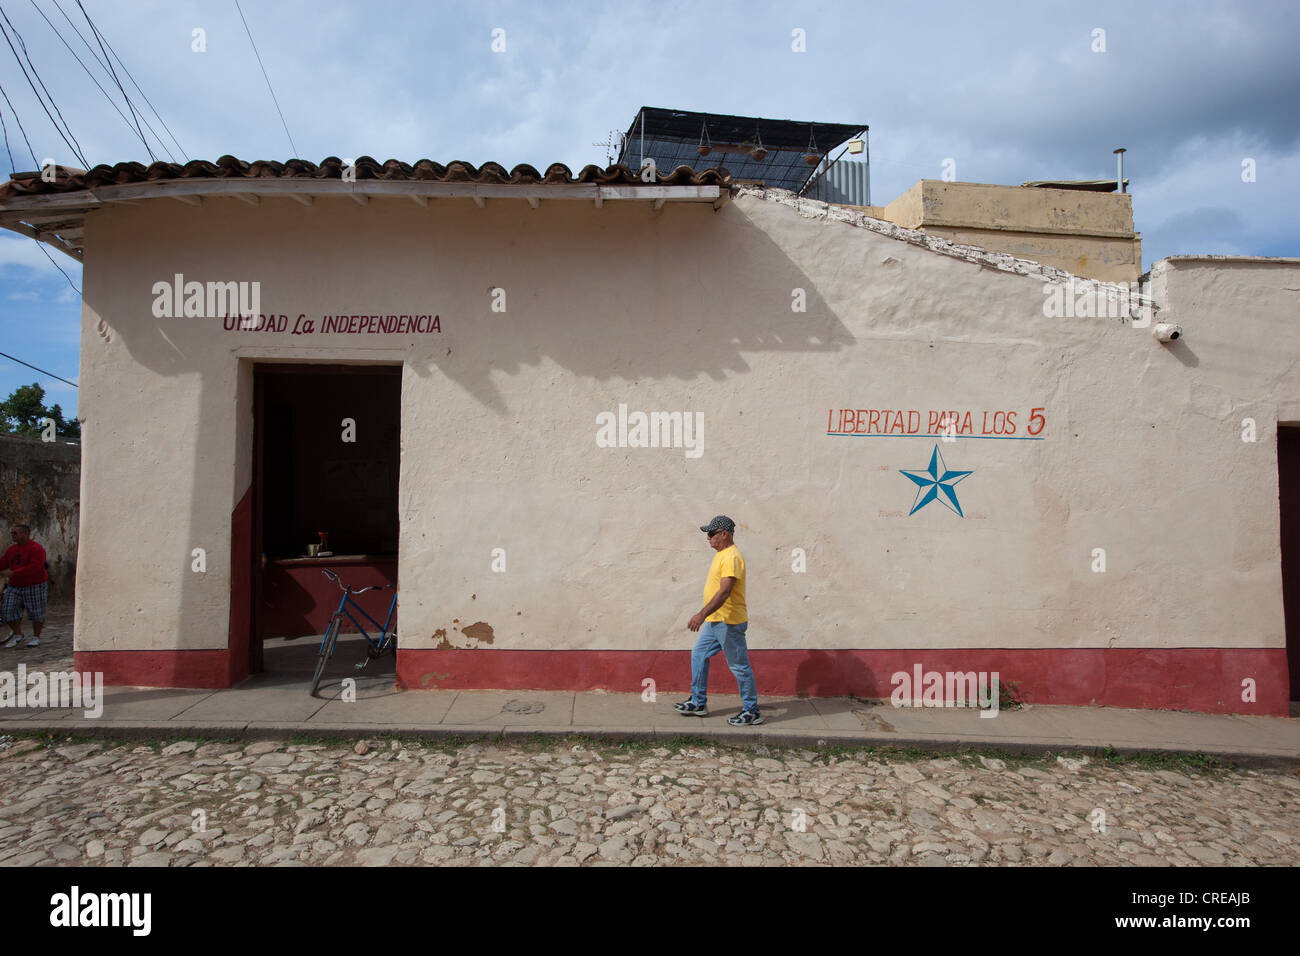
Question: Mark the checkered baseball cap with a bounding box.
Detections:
[699,515,736,534]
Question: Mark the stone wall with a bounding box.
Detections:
[0,433,79,598]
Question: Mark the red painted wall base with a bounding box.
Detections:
[72,645,1291,717]
[74,650,233,690]
[396,646,1292,717]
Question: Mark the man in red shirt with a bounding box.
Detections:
[1,524,48,648]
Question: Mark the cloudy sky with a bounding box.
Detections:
[2,0,1296,418]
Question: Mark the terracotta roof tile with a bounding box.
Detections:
[0,154,733,198]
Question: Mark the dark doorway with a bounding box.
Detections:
[260,367,401,559]
[1280,425,1300,704]
[250,364,401,679]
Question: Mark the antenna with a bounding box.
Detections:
[591,130,622,166]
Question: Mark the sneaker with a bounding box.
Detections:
[25,637,39,648]
[1,635,21,649]
[673,700,708,717]
[727,710,764,726]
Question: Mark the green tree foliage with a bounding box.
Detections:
[0,382,80,438]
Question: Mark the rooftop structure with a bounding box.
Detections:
[618,106,866,194]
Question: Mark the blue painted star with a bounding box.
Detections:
[900,444,973,516]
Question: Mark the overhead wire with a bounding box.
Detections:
[0,101,82,294]
[50,0,177,163]
[99,24,184,160]
[0,79,36,167]
[72,0,153,162]
[0,2,87,167]
[32,241,80,294]
[0,349,78,387]
[28,0,161,161]
[0,1,177,294]
[0,26,82,294]
[0,94,14,167]
[234,0,297,158]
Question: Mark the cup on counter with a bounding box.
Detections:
[307,544,321,557]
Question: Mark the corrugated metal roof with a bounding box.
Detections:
[0,154,733,199]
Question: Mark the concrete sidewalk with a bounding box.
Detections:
[3,669,1299,763]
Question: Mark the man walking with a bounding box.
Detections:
[675,515,762,725]
[1,524,48,648]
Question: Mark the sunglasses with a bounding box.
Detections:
[706,529,725,538]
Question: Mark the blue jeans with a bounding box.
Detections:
[690,621,758,713]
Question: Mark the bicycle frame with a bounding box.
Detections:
[312,569,397,696]
[321,587,398,654]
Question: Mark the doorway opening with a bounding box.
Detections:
[1279,424,1299,707]
[250,364,401,688]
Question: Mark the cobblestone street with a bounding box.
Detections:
[1,735,1297,866]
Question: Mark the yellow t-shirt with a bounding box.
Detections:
[703,545,747,624]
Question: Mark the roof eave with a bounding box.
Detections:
[0,179,728,261]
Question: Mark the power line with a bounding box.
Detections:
[48,0,167,160]
[98,22,185,160]
[29,0,162,161]
[0,4,84,166]
[1,100,83,293]
[73,0,154,162]
[0,78,37,167]
[0,82,82,292]
[0,3,87,167]
[0,350,78,388]
[234,0,298,158]
[33,240,80,294]
[0,92,18,168]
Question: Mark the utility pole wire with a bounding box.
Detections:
[0,4,85,165]
[0,66,85,297]
[0,4,87,167]
[0,350,78,388]
[48,0,169,161]
[0,79,37,167]
[33,240,81,294]
[0,100,82,293]
[73,0,153,162]
[0,44,83,296]
[30,0,168,162]
[101,26,185,160]
[0,96,15,169]
[234,0,298,158]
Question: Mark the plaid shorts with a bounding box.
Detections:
[1,580,47,623]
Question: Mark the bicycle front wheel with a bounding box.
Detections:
[310,616,342,697]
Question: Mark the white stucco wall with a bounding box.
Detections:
[73,191,1298,659]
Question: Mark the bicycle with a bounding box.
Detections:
[310,568,398,697]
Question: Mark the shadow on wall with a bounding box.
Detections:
[80,196,854,685]
[0,433,79,599]
[793,650,878,697]
[399,200,857,409]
